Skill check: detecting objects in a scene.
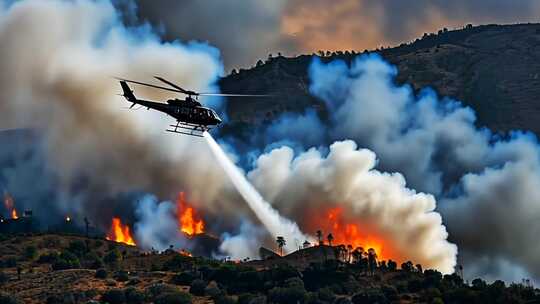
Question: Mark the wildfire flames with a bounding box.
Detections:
[177,192,205,236]
[3,192,18,219]
[106,217,136,246]
[313,207,400,262]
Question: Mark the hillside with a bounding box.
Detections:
[1,234,539,303]
[220,23,540,136]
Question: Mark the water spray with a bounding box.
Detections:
[204,132,313,253]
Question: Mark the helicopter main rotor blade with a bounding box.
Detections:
[115,77,184,94]
[198,93,274,97]
[154,76,197,95]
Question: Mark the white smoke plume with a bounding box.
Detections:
[205,132,313,254]
[257,54,540,282]
[134,195,189,251]
[248,141,457,274]
[0,0,231,229]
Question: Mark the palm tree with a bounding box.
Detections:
[327,233,334,247]
[316,230,323,246]
[276,236,286,256]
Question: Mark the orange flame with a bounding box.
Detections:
[179,249,193,257]
[177,192,205,236]
[310,207,400,262]
[106,217,136,246]
[3,192,18,219]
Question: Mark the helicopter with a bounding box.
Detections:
[117,76,269,137]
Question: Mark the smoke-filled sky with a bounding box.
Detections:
[2,0,540,286]
[133,0,540,68]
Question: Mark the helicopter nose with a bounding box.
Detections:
[215,116,222,124]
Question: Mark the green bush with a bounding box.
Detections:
[0,293,21,304]
[115,270,129,282]
[104,249,121,265]
[0,257,17,268]
[237,293,256,304]
[171,272,195,285]
[268,285,307,304]
[214,295,237,304]
[317,287,336,303]
[189,279,207,296]
[84,252,103,269]
[124,287,145,304]
[101,289,126,304]
[24,245,38,260]
[155,291,192,304]
[95,268,108,279]
[67,240,86,257]
[146,284,180,301]
[37,252,59,264]
[351,290,388,304]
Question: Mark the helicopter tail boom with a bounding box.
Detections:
[119,81,137,107]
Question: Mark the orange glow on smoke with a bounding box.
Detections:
[3,192,18,219]
[313,207,400,261]
[177,192,205,236]
[106,217,136,246]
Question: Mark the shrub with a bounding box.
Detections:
[104,249,121,265]
[268,285,307,304]
[101,289,126,304]
[189,279,207,296]
[351,290,388,304]
[115,270,129,282]
[0,293,21,304]
[67,240,86,257]
[205,283,222,299]
[84,252,103,269]
[171,272,195,285]
[124,287,145,304]
[214,295,236,304]
[1,257,17,268]
[38,252,59,264]
[52,256,80,271]
[94,240,103,248]
[24,245,38,260]
[146,283,180,300]
[318,287,336,303]
[237,293,256,304]
[95,268,108,279]
[155,291,192,304]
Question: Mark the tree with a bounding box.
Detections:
[347,245,353,263]
[327,233,334,247]
[387,260,397,271]
[352,247,364,264]
[316,230,323,246]
[276,236,286,256]
[256,60,264,67]
[367,248,378,275]
[401,261,414,272]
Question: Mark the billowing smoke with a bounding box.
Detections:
[2,0,538,284]
[0,0,236,230]
[251,54,540,282]
[248,141,457,273]
[205,132,312,254]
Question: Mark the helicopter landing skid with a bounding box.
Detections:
[166,122,210,137]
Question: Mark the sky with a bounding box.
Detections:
[133,0,540,69]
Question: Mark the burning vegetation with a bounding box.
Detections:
[306,207,401,263]
[177,192,205,237]
[106,217,136,246]
[3,191,18,219]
